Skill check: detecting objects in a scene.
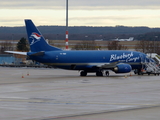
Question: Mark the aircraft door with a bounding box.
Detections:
[140,54,145,64]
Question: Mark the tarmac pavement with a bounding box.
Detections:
[0,67,160,120]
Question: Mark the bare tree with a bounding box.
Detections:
[135,40,160,54]
[134,40,159,54]
[135,40,146,53]
[0,41,13,54]
[72,41,98,50]
[153,41,160,54]
[107,41,128,50]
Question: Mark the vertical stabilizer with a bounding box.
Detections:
[25,19,62,52]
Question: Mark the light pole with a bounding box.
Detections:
[154,36,158,53]
[65,0,69,50]
[12,34,14,50]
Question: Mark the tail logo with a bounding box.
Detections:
[30,32,41,45]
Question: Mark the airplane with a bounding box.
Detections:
[113,37,134,41]
[5,19,154,76]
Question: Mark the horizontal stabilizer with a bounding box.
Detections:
[5,51,27,55]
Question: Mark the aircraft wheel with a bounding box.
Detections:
[147,72,150,75]
[105,71,109,76]
[137,70,141,75]
[138,70,143,75]
[80,71,87,76]
[134,69,138,74]
[96,71,103,76]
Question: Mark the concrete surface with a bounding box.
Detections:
[0,67,160,120]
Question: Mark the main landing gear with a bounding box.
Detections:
[105,71,109,76]
[96,71,103,76]
[80,71,87,76]
[80,70,109,77]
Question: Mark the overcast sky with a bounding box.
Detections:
[1,0,160,27]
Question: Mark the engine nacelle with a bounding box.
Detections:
[113,64,132,73]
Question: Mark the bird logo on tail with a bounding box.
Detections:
[30,32,41,45]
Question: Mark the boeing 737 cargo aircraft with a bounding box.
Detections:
[6,20,155,76]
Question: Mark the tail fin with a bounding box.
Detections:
[25,19,62,52]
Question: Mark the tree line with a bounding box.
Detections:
[1,25,160,35]
[1,25,160,41]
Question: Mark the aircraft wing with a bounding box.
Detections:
[5,51,27,55]
[96,61,119,68]
[96,61,132,73]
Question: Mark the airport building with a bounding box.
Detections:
[0,54,22,65]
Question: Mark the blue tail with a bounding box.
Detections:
[25,19,62,52]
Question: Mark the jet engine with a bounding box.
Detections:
[113,64,132,73]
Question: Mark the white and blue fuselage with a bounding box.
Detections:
[28,50,148,73]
